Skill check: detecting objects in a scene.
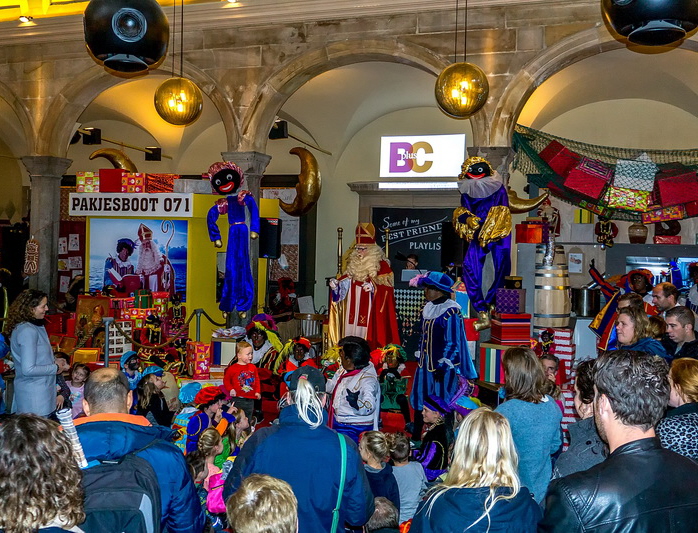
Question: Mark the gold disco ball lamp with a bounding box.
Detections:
[154,77,203,126]
[153,0,203,126]
[435,0,489,119]
[435,62,489,118]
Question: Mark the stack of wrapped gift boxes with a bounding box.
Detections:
[478,280,531,384]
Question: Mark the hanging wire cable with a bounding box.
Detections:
[464,0,468,60]
[180,0,184,78]
[454,0,459,64]
[171,0,176,78]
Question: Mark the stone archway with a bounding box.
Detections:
[38,60,238,157]
[0,80,35,156]
[490,27,698,147]
[239,38,490,153]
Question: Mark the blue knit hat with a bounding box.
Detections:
[179,382,202,404]
[120,350,138,369]
[141,366,164,378]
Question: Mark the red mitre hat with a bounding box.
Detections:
[355,223,376,245]
[138,223,153,241]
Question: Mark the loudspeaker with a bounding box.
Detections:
[145,147,161,161]
[259,218,282,259]
[84,0,169,74]
[602,0,698,46]
[440,221,465,270]
[269,120,289,140]
[82,128,101,145]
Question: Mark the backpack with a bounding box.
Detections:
[81,441,162,533]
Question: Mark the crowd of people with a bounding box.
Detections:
[3,270,698,532]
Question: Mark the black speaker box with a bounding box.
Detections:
[440,221,465,270]
[259,218,282,259]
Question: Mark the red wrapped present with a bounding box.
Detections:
[641,205,686,224]
[655,165,698,206]
[605,186,650,211]
[515,223,544,244]
[653,235,682,245]
[463,318,480,341]
[145,174,178,193]
[121,173,145,193]
[99,168,126,193]
[45,312,69,336]
[573,157,613,182]
[539,141,580,177]
[564,172,607,200]
[686,200,698,218]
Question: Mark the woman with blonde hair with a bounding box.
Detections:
[657,358,698,459]
[0,414,85,532]
[614,306,668,358]
[411,407,541,533]
[495,347,561,504]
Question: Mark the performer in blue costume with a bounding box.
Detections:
[207,161,260,318]
[452,157,513,331]
[408,271,477,439]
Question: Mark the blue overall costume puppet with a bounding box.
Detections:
[206,161,260,317]
[453,157,512,331]
[409,271,477,437]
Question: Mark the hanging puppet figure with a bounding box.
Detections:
[207,161,259,318]
[452,156,548,331]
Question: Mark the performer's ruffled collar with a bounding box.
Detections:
[423,299,461,320]
[457,174,503,199]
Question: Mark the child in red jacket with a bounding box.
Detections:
[224,341,260,419]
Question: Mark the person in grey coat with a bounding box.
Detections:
[552,359,606,479]
[6,290,59,417]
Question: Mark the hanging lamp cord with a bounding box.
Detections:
[464,0,468,60]
[453,0,459,63]
[180,0,184,78]
[171,0,177,78]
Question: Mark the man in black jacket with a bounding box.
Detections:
[539,350,698,532]
[662,305,698,360]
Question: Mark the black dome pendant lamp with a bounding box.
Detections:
[602,0,698,46]
[84,0,169,75]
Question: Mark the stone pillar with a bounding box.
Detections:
[220,151,272,323]
[21,156,72,300]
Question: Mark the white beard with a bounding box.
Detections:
[136,240,162,276]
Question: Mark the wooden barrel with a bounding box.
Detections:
[535,244,566,266]
[534,264,571,329]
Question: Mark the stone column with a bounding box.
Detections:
[220,151,272,323]
[21,156,72,300]
[467,146,514,182]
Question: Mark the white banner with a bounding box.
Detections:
[379,134,466,178]
[69,193,195,218]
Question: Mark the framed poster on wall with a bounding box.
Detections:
[88,218,188,299]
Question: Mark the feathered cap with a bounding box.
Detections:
[245,319,283,353]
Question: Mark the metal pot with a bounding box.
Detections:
[571,287,601,317]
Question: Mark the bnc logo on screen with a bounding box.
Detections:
[389,141,433,173]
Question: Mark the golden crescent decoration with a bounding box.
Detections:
[89,148,138,173]
[507,187,549,214]
[279,147,322,217]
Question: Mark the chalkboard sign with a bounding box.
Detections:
[372,207,452,280]
[371,207,454,358]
